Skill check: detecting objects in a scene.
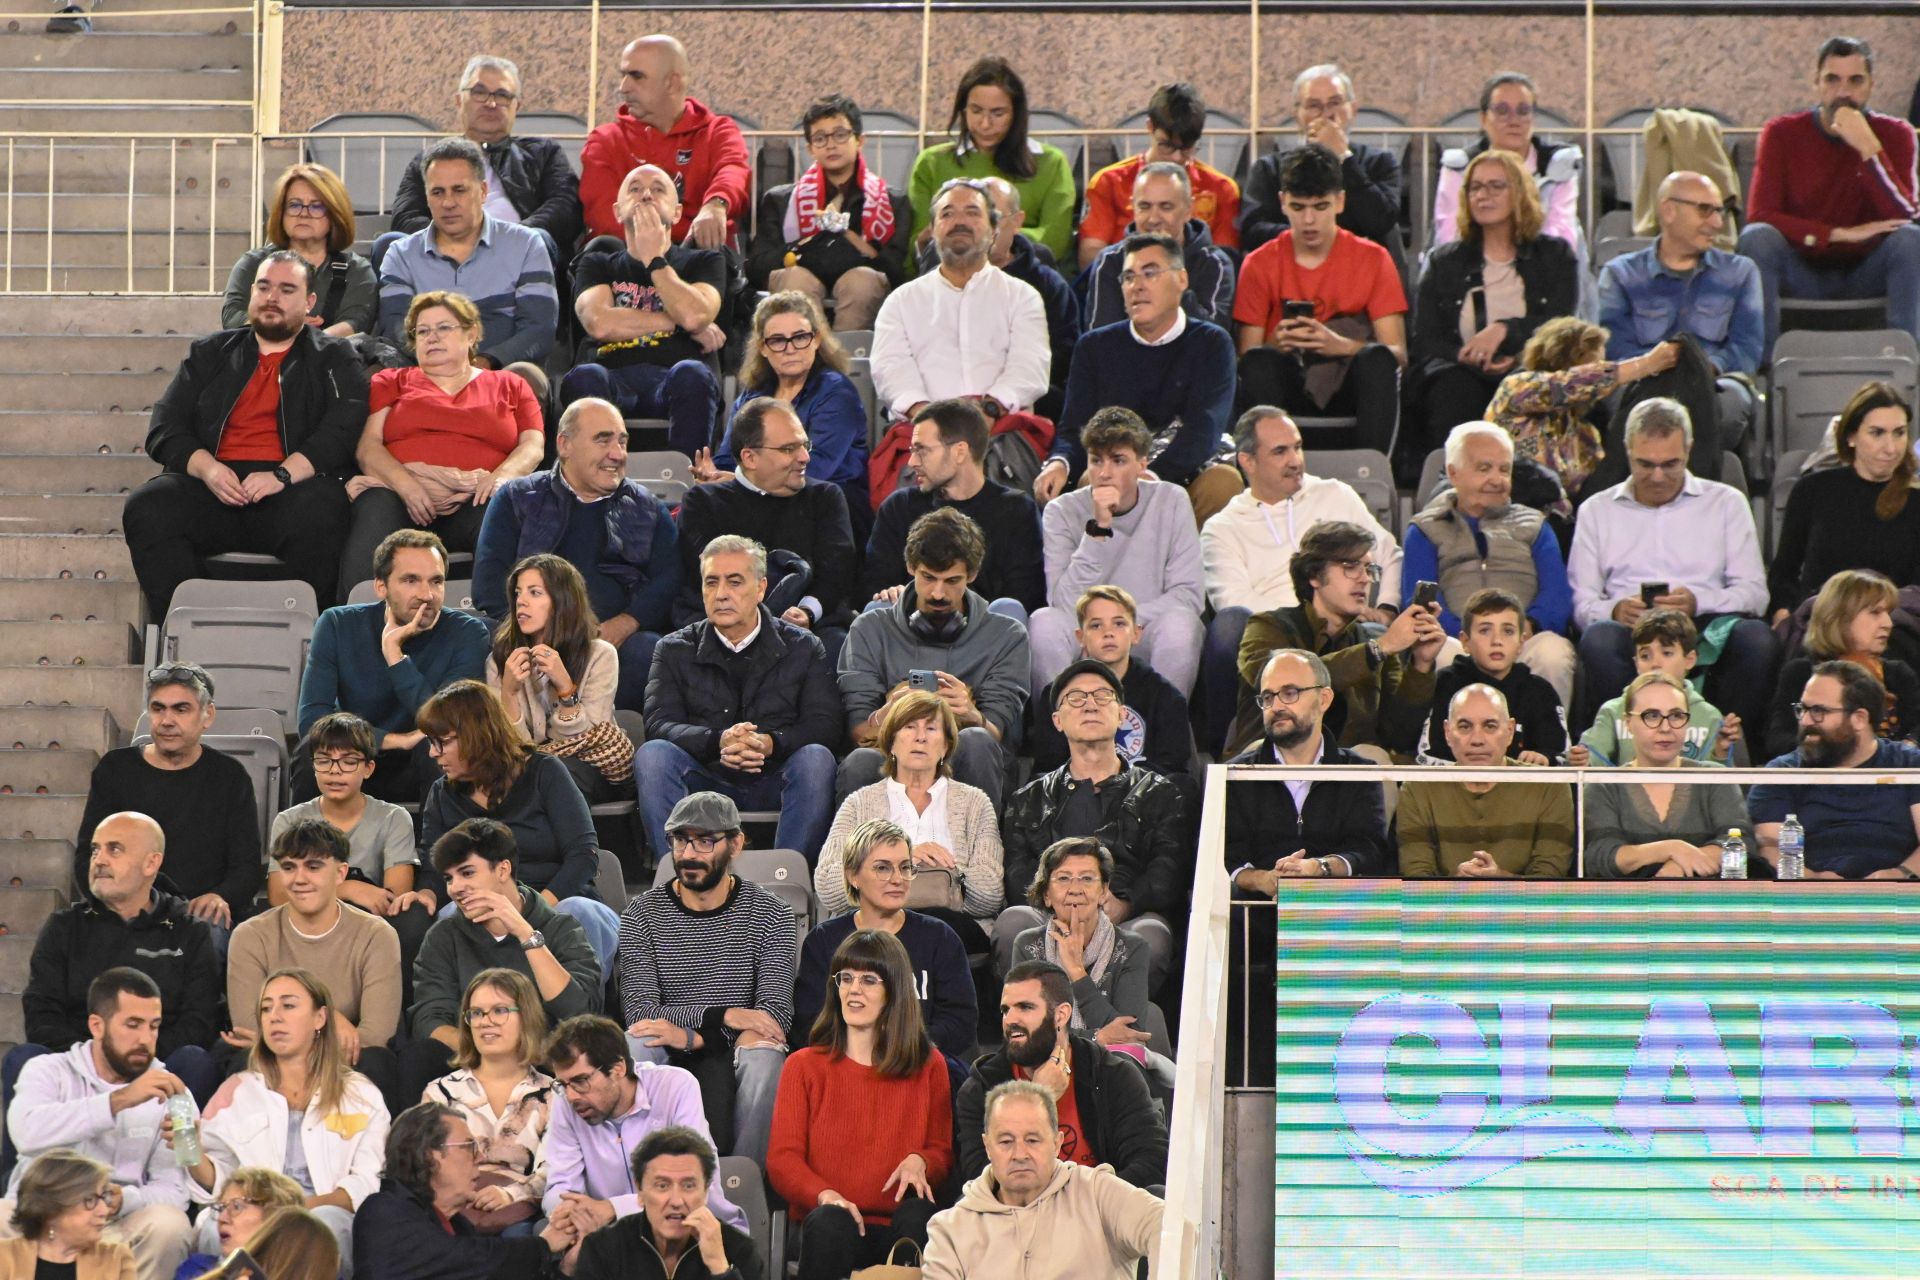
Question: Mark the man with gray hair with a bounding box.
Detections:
[1081,160,1236,331]
[1240,62,1405,256]
[980,176,1078,421]
[473,396,683,711]
[1569,396,1773,745]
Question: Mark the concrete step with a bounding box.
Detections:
[0,664,143,711]
[0,31,252,72]
[0,793,86,843]
[2,840,73,892]
[0,413,151,454]
[0,748,101,794]
[0,295,219,334]
[0,456,157,494]
[0,373,173,415]
[0,104,252,134]
[0,934,35,993]
[0,264,240,294]
[1,65,252,102]
[0,495,131,535]
[0,886,64,937]
[0,534,135,579]
[0,579,142,623]
[2,336,194,373]
[0,705,123,753]
[2,188,254,232]
[0,621,137,666]
[1,231,253,274]
[1,996,23,1044]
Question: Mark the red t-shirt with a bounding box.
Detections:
[1232,227,1407,339]
[369,367,541,470]
[216,349,287,463]
[1080,154,1242,250]
[1013,1065,1097,1168]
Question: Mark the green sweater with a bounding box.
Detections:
[1397,778,1575,878]
[908,140,1078,265]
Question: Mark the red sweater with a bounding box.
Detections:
[1748,108,1918,261]
[765,1046,952,1223]
[579,98,751,244]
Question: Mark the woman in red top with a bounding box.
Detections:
[337,290,545,594]
[767,929,952,1280]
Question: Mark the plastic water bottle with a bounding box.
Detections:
[1778,814,1806,881]
[166,1092,201,1167]
[1720,828,1748,881]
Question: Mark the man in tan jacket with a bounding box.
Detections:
[922,1080,1163,1279]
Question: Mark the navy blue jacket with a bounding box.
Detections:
[793,910,978,1058]
[1053,316,1236,486]
[472,470,681,629]
[643,606,843,767]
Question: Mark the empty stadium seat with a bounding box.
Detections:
[1027,108,1088,183]
[307,113,433,216]
[516,111,589,170]
[626,449,693,504]
[717,1156,777,1275]
[1768,329,1920,457]
[854,109,920,194]
[159,579,317,724]
[1311,449,1399,534]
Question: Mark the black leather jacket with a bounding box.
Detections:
[391,134,583,250]
[1000,761,1192,917]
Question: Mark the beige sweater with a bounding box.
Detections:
[921,1161,1163,1280]
[226,902,403,1046]
[485,637,619,744]
[812,779,1004,920]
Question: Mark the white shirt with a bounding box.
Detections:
[1568,472,1768,630]
[1200,475,1403,613]
[886,776,953,850]
[718,619,763,654]
[481,156,521,224]
[870,262,1050,417]
[1131,308,1187,348]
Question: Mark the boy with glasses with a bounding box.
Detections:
[269,713,421,915]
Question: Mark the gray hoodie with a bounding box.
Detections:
[836,587,1032,746]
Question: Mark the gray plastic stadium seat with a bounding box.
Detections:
[716,1157,776,1274]
[1027,109,1087,183]
[626,449,694,504]
[838,330,875,359]
[516,112,588,170]
[1417,448,1448,508]
[307,114,434,216]
[1311,449,1399,534]
[160,579,317,724]
[1768,330,1919,456]
[1593,236,1653,271]
[847,362,882,449]
[343,580,476,611]
[855,109,918,194]
[1770,449,1812,549]
[133,720,287,849]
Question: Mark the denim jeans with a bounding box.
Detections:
[634,740,838,865]
[559,358,720,457]
[1738,220,1920,354]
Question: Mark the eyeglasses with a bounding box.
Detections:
[1662,196,1731,220]
[424,732,458,754]
[312,753,368,774]
[1330,558,1382,582]
[212,1197,264,1220]
[442,1139,479,1152]
[1059,689,1120,709]
[1792,702,1845,724]
[1118,265,1172,287]
[1465,180,1511,198]
[556,1066,607,1096]
[464,1004,520,1024]
[146,665,212,697]
[762,331,815,353]
[1298,95,1349,115]
[863,859,916,882]
[748,439,810,458]
[669,832,729,853]
[1049,872,1102,889]
[284,199,330,217]
[1256,684,1328,711]
[465,86,517,105]
[79,1191,112,1212]
[905,442,945,461]
[411,322,465,341]
[1487,103,1535,120]
[807,128,856,147]
[833,971,885,990]
[1634,708,1692,729]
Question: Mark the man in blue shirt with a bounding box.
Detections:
[1749,660,1920,879]
[295,529,490,803]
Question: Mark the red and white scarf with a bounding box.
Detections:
[784,153,895,245]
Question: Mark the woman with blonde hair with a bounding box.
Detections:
[175,1167,304,1280]
[0,1150,131,1280]
[223,163,375,336]
[1765,569,1920,756]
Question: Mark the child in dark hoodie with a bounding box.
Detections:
[1416,588,1568,764]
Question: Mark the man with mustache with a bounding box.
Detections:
[1738,34,1920,352]
[123,250,367,619]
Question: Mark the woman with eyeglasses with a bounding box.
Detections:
[1431,71,1582,252]
[1,1150,132,1280]
[1011,837,1159,1053]
[1584,672,1749,879]
[174,1168,304,1280]
[1764,569,1920,759]
[337,289,545,597]
[202,1206,340,1280]
[420,968,555,1236]
[1412,150,1579,454]
[793,819,978,1059]
[223,163,376,337]
[768,930,951,1280]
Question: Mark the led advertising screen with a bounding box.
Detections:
[1273,882,1920,1277]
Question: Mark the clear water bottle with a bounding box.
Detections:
[1778,814,1806,881]
[166,1091,201,1167]
[1720,828,1748,881]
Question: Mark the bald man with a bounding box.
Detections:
[579,34,750,247]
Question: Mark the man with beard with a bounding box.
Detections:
[0,968,196,1280]
[123,250,367,618]
[614,792,795,1164]
[951,962,1166,1189]
[1738,35,1920,351]
[1749,660,1920,879]
[539,1016,747,1249]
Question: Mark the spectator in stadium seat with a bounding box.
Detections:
[1410,150,1579,453]
[1598,171,1764,445]
[1569,398,1774,745]
[561,164,727,458]
[1570,608,1737,769]
[1233,145,1406,456]
[72,665,259,940]
[1738,36,1920,352]
[908,57,1076,265]
[679,397,859,647]
[270,714,419,919]
[472,397,680,715]
[579,35,749,248]
[1397,684,1575,878]
[814,693,1005,944]
[864,400,1046,614]
[1431,72,1582,253]
[1230,520,1442,757]
[769,930,950,1280]
[1583,672,1748,880]
[223,163,375,336]
[1080,81,1241,269]
[126,250,366,620]
[1764,570,1920,758]
[1403,422,1578,707]
[342,290,546,594]
[1241,64,1403,257]
[998,660,1190,989]
[1082,163,1236,333]
[388,55,582,271]
[1029,587,1194,781]
[297,530,491,806]
[568,1126,761,1280]
[615,793,794,1164]
[1010,837,1161,1055]
[980,177,1079,422]
[1767,381,1920,621]
[1416,589,1567,765]
[1750,659,1920,878]
[793,820,978,1059]
[538,1016,745,1242]
[375,138,557,387]
[176,1168,304,1280]
[637,534,841,865]
[952,966,1168,1189]
[1029,409,1204,696]
[746,94,910,332]
[227,821,403,1113]
[2,971,195,1280]
[0,1151,137,1280]
[839,509,1031,805]
[1037,233,1241,528]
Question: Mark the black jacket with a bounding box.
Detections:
[745,180,912,291]
[673,480,857,629]
[1029,659,1193,779]
[1411,233,1580,373]
[1081,218,1236,332]
[574,1208,763,1280]
[1223,734,1391,877]
[145,325,369,476]
[1241,141,1404,253]
[391,135,583,251]
[351,1178,560,1280]
[956,1033,1167,1188]
[1000,762,1192,917]
[23,882,221,1057]
[643,606,843,766]
[997,232,1082,396]
[1417,654,1568,764]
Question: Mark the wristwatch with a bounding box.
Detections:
[1316,857,1333,878]
[272,465,293,487]
[520,930,546,951]
[644,255,669,274]
[1084,518,1113,539]
[1364,638,1383,669]
[556,690,583,708]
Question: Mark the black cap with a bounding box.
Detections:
[1052,659,1124,708]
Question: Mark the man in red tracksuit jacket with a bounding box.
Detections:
[1737,34,1920,354]
[579,34,751,249]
